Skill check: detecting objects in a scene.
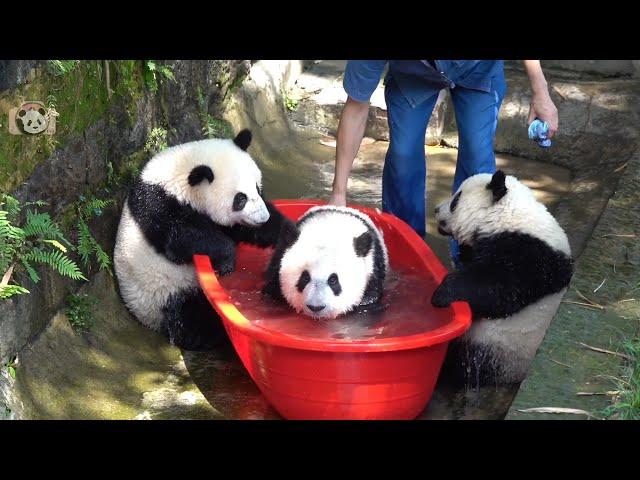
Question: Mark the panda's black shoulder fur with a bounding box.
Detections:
[432,231,573,318]
[127,179,284,273]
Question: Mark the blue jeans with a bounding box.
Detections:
[381,73,507,264]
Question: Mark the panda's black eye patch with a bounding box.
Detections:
[296,270,311,292]
[233,192,248,212]
[450,191,462,213]
[327,273,342,296]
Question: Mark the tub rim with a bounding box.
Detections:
[194,199,472,353]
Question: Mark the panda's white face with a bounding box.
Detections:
[141,133,270,227]
[279,210,376,319]
[435,173,499,244]
[434,171,571,255]
[17,107,48,134]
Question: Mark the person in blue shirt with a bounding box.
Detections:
[328,60,559,264]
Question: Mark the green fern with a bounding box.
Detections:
[1,195,86,300]
[20,257,39,283]
[2,195,21,216]
[47,60,80,76]
[74,196,114,276]
[77,219,93,266]
[91,236,112,273]
[143,60,175,93]
[79,198,113,219]
[22,211,67,243]
[22,248,87,281]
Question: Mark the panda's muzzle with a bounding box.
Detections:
[238,196,270,227]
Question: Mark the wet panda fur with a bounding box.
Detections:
[432,170,574,386]
[263,206,389,319]
[113,129,287,350]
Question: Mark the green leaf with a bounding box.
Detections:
[7,366,15,379]
[42,239,68,253]
[77,219,93,267]
[23,249,87,281]
[22,211,65,240]
[20,258,40,283]
[0,284,30,299]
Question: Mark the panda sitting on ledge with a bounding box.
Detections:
[432,170,574,386]
[114,130,287,350]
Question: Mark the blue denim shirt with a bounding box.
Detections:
[343,60,504,107]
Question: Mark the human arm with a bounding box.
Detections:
[329,60,386,206]
[329,97,371,206]
[523,60,559,138]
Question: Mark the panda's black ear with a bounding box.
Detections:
[188,165,214,186]
[487,170,507,202]
[233,129,252,151]
[279,219,300,247]
[354,231,373,257]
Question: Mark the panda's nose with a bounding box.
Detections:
[306,304,326,313]
[434,206,440,214]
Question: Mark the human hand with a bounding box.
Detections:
[528,91,559,138]
[328,190,347,207]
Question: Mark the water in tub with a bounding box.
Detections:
[218,247,450,342]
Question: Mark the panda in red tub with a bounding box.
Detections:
[431,170,574,386]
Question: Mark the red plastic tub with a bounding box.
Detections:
[194,200,471,420]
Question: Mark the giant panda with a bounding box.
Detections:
[114,130,286,350]
[431,170,574,386]
[263,206,389,319]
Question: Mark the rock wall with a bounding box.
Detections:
[0,60,250,416]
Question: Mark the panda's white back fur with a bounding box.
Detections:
[464,289,567,383]
[114,204,196,330]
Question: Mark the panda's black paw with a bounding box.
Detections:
[213,254,235,276]
[431,280,455,308]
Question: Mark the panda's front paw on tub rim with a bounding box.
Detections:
[213,255,235,276]
[431,281,455,308]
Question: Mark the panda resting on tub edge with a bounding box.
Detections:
[113,129,287,350]
[431,170,574,386]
